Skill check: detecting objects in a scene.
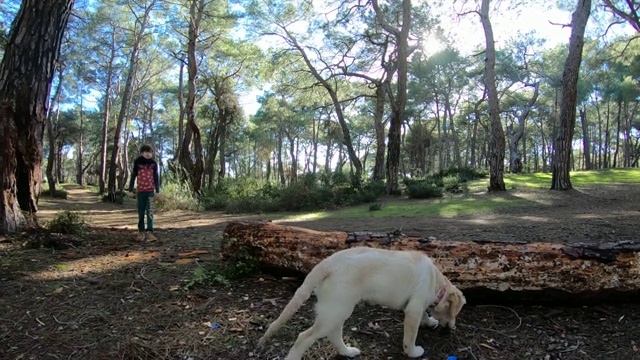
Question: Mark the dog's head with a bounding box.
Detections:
[431,285,466,329]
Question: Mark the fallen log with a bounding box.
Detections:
[220,220,640,305]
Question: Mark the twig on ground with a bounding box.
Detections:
[0,317,18,326]
[140,264,154,284]
[476,305,522,331]
[52,315,73,325]
[559,340,581,353]
[461,346,478,360]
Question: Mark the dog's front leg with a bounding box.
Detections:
[402,301,425,358]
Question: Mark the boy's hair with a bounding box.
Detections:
[140,144,153,154]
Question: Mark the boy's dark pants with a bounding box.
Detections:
[136,191,155,232]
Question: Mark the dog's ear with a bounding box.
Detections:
[433,294,450,313]
[447,290,465,318]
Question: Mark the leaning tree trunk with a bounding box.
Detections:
[46,67,65,196]
[507,82,539,174]
[480,0,506,191]
[282,29,363,189]
[551,0,591,190]
[178,0,205,194]
[221,221,640,305]
[0,0,75,234]
[107,0,155,201]
[99,30,117,195]
[373,0,411,194]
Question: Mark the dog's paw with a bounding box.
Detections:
[405,345,425,358]
[340,346,361,357]
[421,316,439,329]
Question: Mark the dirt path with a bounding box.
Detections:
[37,184,256,232]
[1,183,639,360]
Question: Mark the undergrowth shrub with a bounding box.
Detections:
[404,167,487,198]
[183,259,259,289]
[46,210,86,235]
[442,175,463,193]
[197,172,385,214]
[405,181,443,199]
[154,181,196,211]
[369,202,383,211]
[434,167,487,183]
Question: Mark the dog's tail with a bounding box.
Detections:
[257,260,331,347]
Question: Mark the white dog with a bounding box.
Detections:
[257,246,466,360]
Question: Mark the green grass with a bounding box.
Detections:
[278,168,640,221]
[280,196,532,221]
[465,168,640,191]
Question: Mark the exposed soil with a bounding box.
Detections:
[1,183,639,360]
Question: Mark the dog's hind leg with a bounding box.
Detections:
[284,321,332,360]
[327,324,361,357]
[285,300,355,360]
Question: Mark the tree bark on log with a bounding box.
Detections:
[220,221,640,305]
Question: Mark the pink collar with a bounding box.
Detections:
[433,286,446,305]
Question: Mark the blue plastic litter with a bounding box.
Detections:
[209,322,220,329]
[447,356,457,360]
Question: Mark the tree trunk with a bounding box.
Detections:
[372,85,386,181]
[281,30,362,189]
[46,68,65,196]
[312,116,319,175]
[480,0,506,191]
[594,95,602,169]
[221,221,640,305]
[612,100,622,168]
[507,82,539,174]
[56,140,64,183]
[217,120,226,182]
[176,54,186,160]
[178,0,205,194]
[445,96,462,168]
[623,101,637,167]
[277,129,286,185]
[107,0,155,201]
[148,92,155,146]
[99,30,117,195]
[551,0,591,190]
[76,82,84,185]
[285,131,298,184]
[579,105,592,170]
[0,0,75,234]
[373,0,411,194]
[604,102,611,168]
[470,93,485,168]
[435,98,443,171]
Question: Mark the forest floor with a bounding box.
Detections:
[1,182,640,360]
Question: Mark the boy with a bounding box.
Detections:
[128,144,160,241]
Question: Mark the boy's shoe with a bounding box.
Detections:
[145,232,157,242]
[136,232,146,241]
